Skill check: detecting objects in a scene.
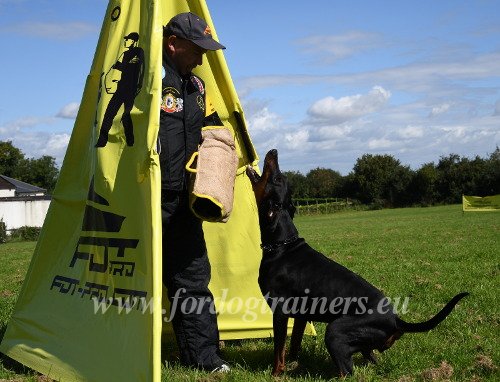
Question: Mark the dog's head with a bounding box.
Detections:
[246,149,296,229]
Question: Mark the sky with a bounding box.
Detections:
[1,0,499,175]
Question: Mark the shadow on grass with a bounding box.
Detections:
[1,352,33,377]
[161,337,339,378]
[0,323,33,377]
[0,334,33,378]
[221,338,381,379]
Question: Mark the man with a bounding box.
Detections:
[160,12,229,372]
[96,32,144,147]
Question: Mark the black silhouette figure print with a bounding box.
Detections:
[96,32,145,148]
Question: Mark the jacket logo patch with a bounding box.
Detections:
[161,87,183,113]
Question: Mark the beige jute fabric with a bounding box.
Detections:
[186,126,238,222]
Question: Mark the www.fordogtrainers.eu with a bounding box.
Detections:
[92,288,411,322]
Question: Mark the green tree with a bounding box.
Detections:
[0,140,25,178]
[435,154,470,203]
[283,171,309,198]
[306,167,343,198]
[464,155,489,196]
[410,162,439,206]
[17,155,59,193]
[352,154,413,207]
[435,150,500,202]
[482,146,500,195]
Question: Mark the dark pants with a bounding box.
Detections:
[97,88,135,146]
[162,190,223,369]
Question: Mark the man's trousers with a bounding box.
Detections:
[161,190,224,370]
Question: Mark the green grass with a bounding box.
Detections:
[0,242,42,381]
[1,205,499,381]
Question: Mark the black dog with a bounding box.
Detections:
[246,149,468,377]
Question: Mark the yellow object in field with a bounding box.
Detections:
[462,194,500,211]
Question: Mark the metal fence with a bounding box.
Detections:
[293,198,356,215]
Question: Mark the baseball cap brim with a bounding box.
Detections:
[191,38,226,51]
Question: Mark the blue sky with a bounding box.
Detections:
[1,0,499,175]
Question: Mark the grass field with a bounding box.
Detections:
[1,205,499,381]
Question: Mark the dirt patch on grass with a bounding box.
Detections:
[474,354,497,372]
[397,376,416,382]
[421,361,454,381]
[195,373,226,382]
[0,290,15,298]
[0,376,55,382]
[36,375,54,382]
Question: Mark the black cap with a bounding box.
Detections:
[163,12,225,51]
[124,32,139,41]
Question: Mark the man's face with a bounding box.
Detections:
[169,37,207,75]
[124,38,135,48]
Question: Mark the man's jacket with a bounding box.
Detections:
[159,54,221,192]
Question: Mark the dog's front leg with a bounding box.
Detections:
[272,312,288,376]
[289,318,307,360]
[362,350,378,364]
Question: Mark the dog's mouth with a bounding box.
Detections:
[264,149,279,171]
[246,149,279,182]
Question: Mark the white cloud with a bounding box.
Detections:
[334,51,500,95]
[0,116,55,134]
[56,102,80,119]
[284,130,309,150]
[4,131,69,164]
[296,31,381,64]
[242,101,284,155]
[45,134,71,154]
[429,103,451,117]
[246,106,280,134]
[237,75,317,98]
[315,125,352,141]
[398,125,424,139]
[307,86,391,124]
[367,138,395,150]
[237,50,500,100]
[0,113,72,164]
[245,88,499,175]
[440,125,467,139]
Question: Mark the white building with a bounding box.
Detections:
[0,175,51,230]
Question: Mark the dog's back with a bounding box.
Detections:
[259,238,387,323]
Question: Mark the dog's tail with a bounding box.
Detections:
[397,292,469,333]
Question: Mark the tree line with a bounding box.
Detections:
[1,140,499,207]
[284,147,500,208]
[0,141,59,194]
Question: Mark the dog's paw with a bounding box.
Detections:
[246,165,259,183]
